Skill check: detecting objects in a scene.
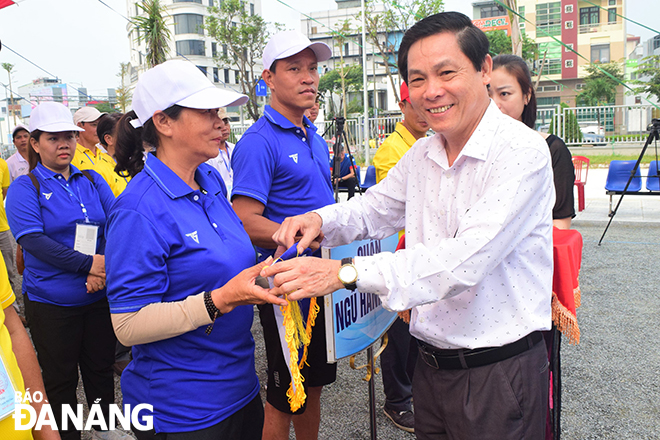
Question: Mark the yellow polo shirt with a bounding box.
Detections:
[72,144,127,196]
[0,252,31,439]
[0,159,11,233]
[373,122,419,183]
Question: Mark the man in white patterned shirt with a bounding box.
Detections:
[263,12,554,440]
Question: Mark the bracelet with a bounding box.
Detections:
[204,291,222,335]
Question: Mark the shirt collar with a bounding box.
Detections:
[13,152,28,163]
[143,153,223,199]
[263,105,318,135]
[395,122,418,148]
[426,100,500,167]
[34,162,83,180]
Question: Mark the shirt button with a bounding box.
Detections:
[296,130,301,134]
[193,195,199,201]
[302,137,306,142]
[213,223,218,228]
[444,171,451,178]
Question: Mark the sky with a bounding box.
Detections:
[0,0,657,102]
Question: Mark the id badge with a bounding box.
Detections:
[74,223,99,255]
[0,350,17,421]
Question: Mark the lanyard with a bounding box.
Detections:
[218,148,231,174]
[83,151,95,165]
[54,175,92,223]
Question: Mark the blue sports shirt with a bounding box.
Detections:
[7,163,114,306]
[232,105,334,259]
[105,154,259,433]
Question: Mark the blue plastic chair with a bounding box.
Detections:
[647,161,660,191]
[605,160,642,192]
[362,165,377,189]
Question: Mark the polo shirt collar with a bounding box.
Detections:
[395,122,418,148]
[33,162,84,180]
[143,153,223,200]
[263,105,317,134]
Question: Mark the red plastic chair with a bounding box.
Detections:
[572,156,589,212]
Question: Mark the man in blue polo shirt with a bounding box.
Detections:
[231,30,334,440]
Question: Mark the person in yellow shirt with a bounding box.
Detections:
[373,81,429,183]
[0,252,60,440]
[72,107,126,196]
[0,158,20,294]
[371,81,428,434]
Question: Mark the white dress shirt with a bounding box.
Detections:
[6,152,28,183]
[206,142,235,199]
[315,102,554,350]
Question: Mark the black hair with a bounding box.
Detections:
[12,127,28,141]
[397,12,490,83]
[269,59,278,73]
[492,54,537,129]
[27,130,44,171]
[115,105,184,178]
[96,113,123,147]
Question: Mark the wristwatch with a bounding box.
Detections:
[338,258,358,291]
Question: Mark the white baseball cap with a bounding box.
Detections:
[262,30,331,71]
[29,102,84,133]
[73,106,107,125]
[130,60,249,128]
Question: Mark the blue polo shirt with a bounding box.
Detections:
[105,153,259,433]
[6,163,114,306]
[232,105,334,259]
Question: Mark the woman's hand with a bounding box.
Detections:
[89,254,105,278]
[86,274,105,294]
[211,257,288,314]
[260,257,344,301]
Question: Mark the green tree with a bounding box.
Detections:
[361,0,444,103]
[631,55,660,102]
[132,0,172,68]
[94,102,119,114]
[577,62,623,106]
[549,102,582,143]
[206,0,282,122]
[2,63,16,125]
[318,65,363,119]
[485,30,538,62]
[332,19,355,119]
[116,62,132,113]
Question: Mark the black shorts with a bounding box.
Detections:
[259,302,337,415]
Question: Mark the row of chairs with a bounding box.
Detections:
[605,160,660,192]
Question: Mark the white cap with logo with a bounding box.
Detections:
[262,30,332,71]
[29,102,85,133]
[130,60,249,128]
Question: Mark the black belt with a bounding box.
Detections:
[417,331,543,370]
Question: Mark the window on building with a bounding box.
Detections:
[223,44,228,56]
[565,21,573,29]
[537,41,562,75]
[565,4,573,13]
[344,43,350,57]
[136,27,140,40]
[197,66,208,77]
[608,0,616,5]
[235,70,240,84]
[519,5,525,31]
[212,42,217,58]
[480,4,505,18]
[176,40,205,56]
[250,3,254,15]
[565,43,574,52]
[580,6,600,28]
[209,0,214,6]
[224,69,229,84]
[173,0,202,3]
[311,26,318,34]
[565,59,574,68]
[654,35,660,51]
[591,44,610,63]
[537,96,561,106]
[174,14,204,35]
[135,3,139,16]
[608,8,617,24]
[536,2,561,37]
[213,67,219,83]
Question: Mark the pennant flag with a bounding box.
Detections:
[0,1,16,10]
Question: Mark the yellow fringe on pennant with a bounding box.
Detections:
[574,285,581,308]
[281,296,319,412]
[551,292,580,345]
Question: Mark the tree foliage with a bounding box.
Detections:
[319,65,363,118]
[577,62,623,106]
[361,0,444,103]
[485,30,538,62]
[94,102,119,114]
[549,102,582,143]
[116,62,132,113]
[206,0,282,122]
[631,55,660,103]
[132,0,172,68]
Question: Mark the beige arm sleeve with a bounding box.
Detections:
[111,292,213,346]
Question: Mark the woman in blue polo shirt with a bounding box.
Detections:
[6,102,119,440]
[106,60,287,439]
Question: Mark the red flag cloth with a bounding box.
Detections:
[0,0,15,10]
[551,227,583,344]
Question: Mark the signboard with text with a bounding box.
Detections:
[472,16,511,35]
[323,234,399,362]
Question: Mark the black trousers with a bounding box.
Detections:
[133,394,264,440]
[338,177,358,199]
[380,318,418,412]
[24,294,116,440]
[413,336,548,440]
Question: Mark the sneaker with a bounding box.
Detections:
[383,407,414,433]
[91,428,135,440]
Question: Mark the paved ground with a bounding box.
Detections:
[70,167,660,439]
